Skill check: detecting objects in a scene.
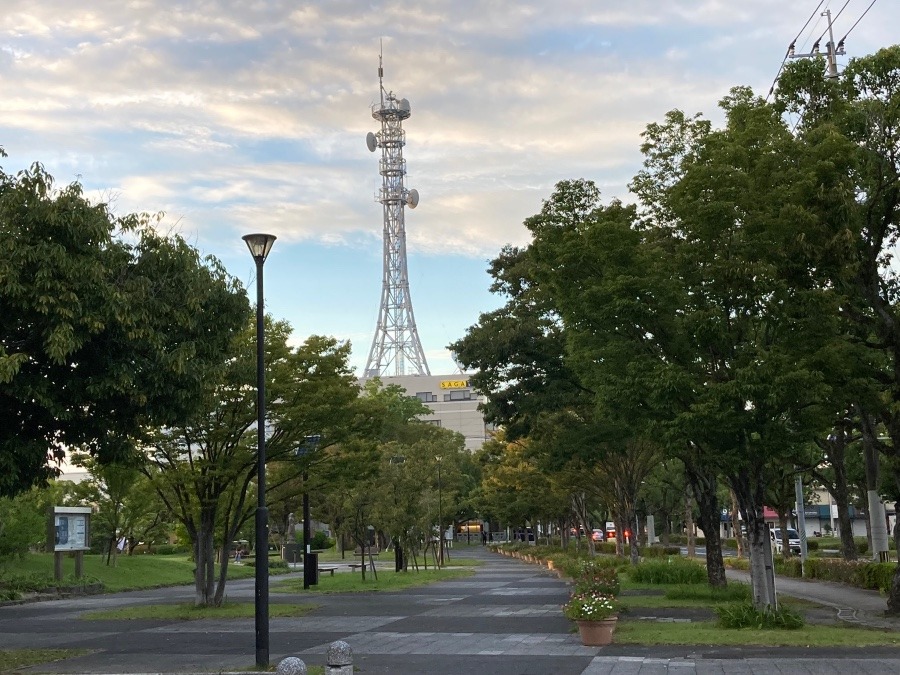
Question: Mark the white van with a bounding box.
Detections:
[770,527,801,555]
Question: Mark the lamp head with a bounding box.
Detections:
[242,233,277,263]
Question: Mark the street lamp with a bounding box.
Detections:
[435,455,443,567]
[243,233,276,669]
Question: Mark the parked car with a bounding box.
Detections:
[591,529,604,542]
[770,527,801,555]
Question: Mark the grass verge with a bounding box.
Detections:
[273,567,473,594]
[81,602,318,621]
[0,553,266,594]
[614,619,900,646]
[0,649,92,671]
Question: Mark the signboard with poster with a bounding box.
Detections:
[49,506,92,552]
[48,506,92,580]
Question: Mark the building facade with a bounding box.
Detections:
[369,374,491,451]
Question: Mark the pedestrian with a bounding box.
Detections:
[481,530,487,545]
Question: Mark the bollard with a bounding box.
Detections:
[326,640,353,675]
[275,656,307,675]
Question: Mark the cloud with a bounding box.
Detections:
[2,0,895,264]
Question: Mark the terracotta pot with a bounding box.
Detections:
[575,617,617,646]
[547,560,555,570]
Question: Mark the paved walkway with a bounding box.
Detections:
[2,547,899,674]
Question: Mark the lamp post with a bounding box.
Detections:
[435,455,443,567]
[243,233,276,669]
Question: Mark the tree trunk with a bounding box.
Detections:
[194,510,217,606]
[686,464,726,587]
[888,500,900,615]
[571,493,595,556]
[684,488,695,559]
[860,409,890,558]
[731,490,744,558]
[628,509,641,565]
[731,466,777,610]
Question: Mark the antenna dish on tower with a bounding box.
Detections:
[399,98,410,113]
[366,131,377,152]
[406,189,419,209]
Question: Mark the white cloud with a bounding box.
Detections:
[2,0,897,374]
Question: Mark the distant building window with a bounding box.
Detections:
[443,390,473,402]
[423,419,442,426]
[415,391,437,403]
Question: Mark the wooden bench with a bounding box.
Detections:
[348,563,365,571]
[318,566,338,577]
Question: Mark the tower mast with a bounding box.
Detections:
[364,51,430,377]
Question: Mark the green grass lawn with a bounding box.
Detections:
[0,553,258,593]
[0,649,91,671]
[615,619,900,646]
[611,572,900,647]
[81,601,318,621]
[274,567,474,593]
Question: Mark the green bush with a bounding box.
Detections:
[716,601,804,629]
[154,544,189,555]
[641,545,681,558]
[299,531,335,551]
[774,555,894,593]
[630,558,706,585]
[0,495,45,559]
[245,558,289,570]
[573,564,620,596]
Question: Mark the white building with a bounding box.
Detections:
[367,374,492,451]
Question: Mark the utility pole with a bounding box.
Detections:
[788,8,846,79]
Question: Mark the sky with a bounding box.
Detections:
[2,1,897,376]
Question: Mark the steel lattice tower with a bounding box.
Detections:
[363,55,430,377]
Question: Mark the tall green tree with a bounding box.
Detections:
[144,322,359,606]
[0,158,248,498]
[776,46,900,612]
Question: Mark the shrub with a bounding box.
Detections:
[154,544,189,555]
[563,591,620,621]
[299,531,335,551]
[244,558,289,569]
[641,545,681,558]
[716,601,804,629]
[573,565,620,596]
[630,558,706,585]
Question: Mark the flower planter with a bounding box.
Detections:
[575,617,617,646]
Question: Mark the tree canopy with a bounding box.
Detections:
[0,159,248,497]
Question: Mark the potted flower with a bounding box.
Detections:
[563,591,620,646]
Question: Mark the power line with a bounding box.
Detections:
[766,0,827,101]
[814,0,852,46]
[839,0,879,47]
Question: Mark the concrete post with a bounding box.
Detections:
[276,656,307,675]
[326,640,353,675]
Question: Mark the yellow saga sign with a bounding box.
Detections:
[440,380,469,390]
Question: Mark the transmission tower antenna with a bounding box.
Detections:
[363,50,430,378]
[789,8,846,79]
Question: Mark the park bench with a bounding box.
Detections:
[318,566,338,577]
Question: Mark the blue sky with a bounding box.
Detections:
[2,1,896,375]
